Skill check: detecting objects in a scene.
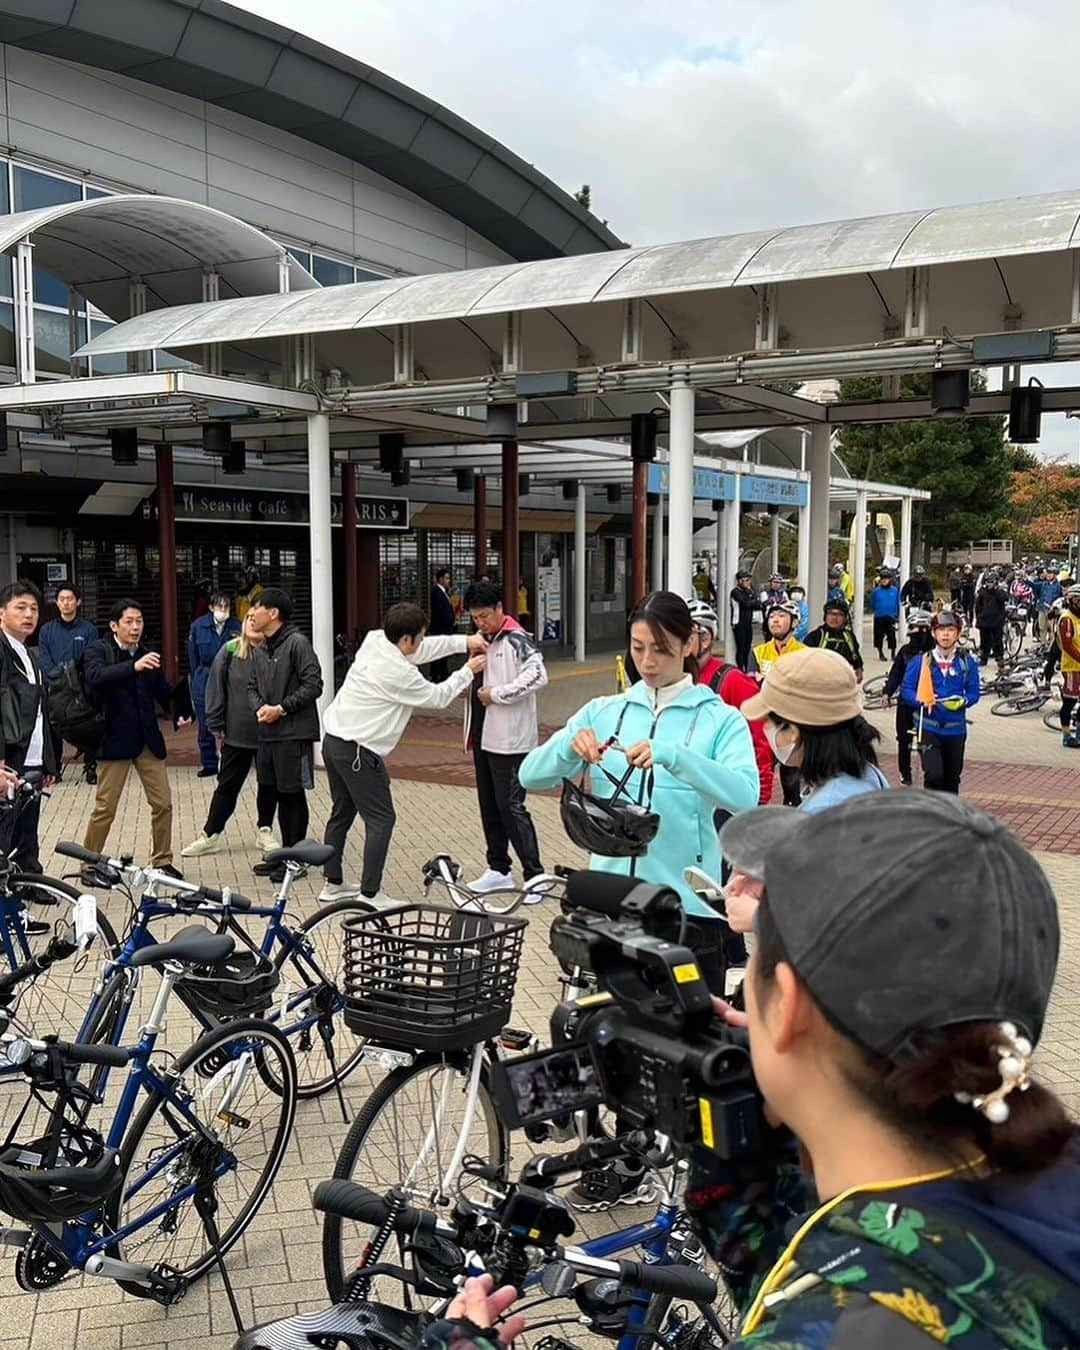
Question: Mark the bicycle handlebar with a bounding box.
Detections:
[53,842,252,909]
[0,932,77,1002]
[313,1179,428,1232]
[46,1038,129,1068]
[613,1258,716,1303]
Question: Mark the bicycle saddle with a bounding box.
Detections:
[130,926,234,969]
[262,840,335,867]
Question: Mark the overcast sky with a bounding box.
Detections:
[234,0,1080,457]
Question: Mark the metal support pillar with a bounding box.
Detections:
[68,287,81,378]
[277,249,291,294]
[631,460,648,605]
[652,495,665,593]
[724,500,741,664]
[797,501,811,591]
[201,270,221,375]
[769,511,781,574]
[807,423,832,621]
[574,485,587,663]
[715,503,728,642]
[474,474,487,578]
[899,495,913,642]
[667,382,695,597]
[128,280,149,374]
[154,444,179,685]
[14,241,34,385]
[307,413,335,739]
[853,489,868,654]
[341,461,360,656]
[501,441,519,614]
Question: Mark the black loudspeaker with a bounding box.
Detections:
[486,403,518,441]
[109,427,138,466]
[1009,383,1043,443]
[713,499,725,512]
[223,440,246,474]
[379,433,404,474]
[561,480,578,500]
[455,468,474,492]
[201,422,230,455]
[606,484,622,503]
[767,503,779,516]
[646,492,659,506]
[0,413,8,455]
[930,370,970,413]
[518,473,531,496]
[391,462,410,487]
[631,411,657,462]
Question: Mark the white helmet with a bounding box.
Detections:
[687,599,719,635]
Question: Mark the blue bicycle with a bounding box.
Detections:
[0,924,296,1303]
[55,839,370,1103]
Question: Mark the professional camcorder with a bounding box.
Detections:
[491,872,766,1158]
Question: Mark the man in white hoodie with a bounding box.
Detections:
[319,602,487,902]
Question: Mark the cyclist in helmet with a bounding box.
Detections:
[804,598,864,681]
[787,583,810,641]
[901,608,980,793]
[900,563,935,610]
[748,603,805,807]
[729,569,760,670]
[1056,584,1080,746]
[883,608,933,785]
[759,573,788,629]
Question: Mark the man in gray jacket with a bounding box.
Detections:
[464,581,548,893]
[245,588,323,884]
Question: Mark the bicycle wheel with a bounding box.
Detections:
[5,876,119,1044]
[1044,709,1068,732]
[991,693,1047,717]
[268,898,372,1098]
[322,1051,507,1303]
[105,1017,296,1290]
[861,675,888,709]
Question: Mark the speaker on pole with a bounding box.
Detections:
[378,433,404,474]
[1008,380,1043,443]
[110,427,138,466]
[631,411,657,462]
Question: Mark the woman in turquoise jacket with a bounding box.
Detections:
[519,592,758,920]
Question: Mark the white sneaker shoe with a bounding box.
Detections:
[318,882,365,902]
[256,826,280,854]
[363,891,398,907]
[469,869,514,894]
[523,877,555,905]
[181,832,224,858]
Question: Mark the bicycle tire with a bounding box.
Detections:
[6,875,119,1044]
[105,1017,297,1292]
[861,675,888,709]
[267,897,373,1098]
[1044,709,1068,732]
[322,1050,507,1303]
[990,693,1047,717]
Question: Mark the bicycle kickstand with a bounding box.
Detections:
[318,1016,350,1124]
[193,1183,245,1334]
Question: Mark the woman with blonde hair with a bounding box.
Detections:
[182,610,280,857]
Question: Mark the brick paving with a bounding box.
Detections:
[0,650,1076,1348]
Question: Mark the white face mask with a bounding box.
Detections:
[212,608,229,623]
[764,720,797,765]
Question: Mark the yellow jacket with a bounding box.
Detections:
[1059,611,1080,673]
[749,635,805,676]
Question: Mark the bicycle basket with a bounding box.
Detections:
[342,905,526,1052]
[176,947,279,1019]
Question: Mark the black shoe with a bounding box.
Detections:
[158,864,184,881]
[84,768,96,786]
[197,767,218,778]
[568,1165,655,1213]
[24,919,50,937]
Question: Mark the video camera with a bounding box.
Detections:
[491,873,765,1159]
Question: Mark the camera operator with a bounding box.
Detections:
[437,792,1076,1350]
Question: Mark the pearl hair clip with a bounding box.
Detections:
[954,1022,1032,1124]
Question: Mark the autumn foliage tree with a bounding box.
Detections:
[1007,450,1080,552]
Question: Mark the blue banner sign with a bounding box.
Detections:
[739,475,808,507]
[647,464,808,507]
[647,463,734,500]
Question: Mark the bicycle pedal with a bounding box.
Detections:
[140,1263,189,1306]
[217,1109,250,1129]
[498,1027,532,1051]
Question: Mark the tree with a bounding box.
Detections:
[1006,452,1080,552]
[836,372,1013,562]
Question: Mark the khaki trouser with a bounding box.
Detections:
[84,748,173,866]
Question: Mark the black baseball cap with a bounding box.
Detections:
[719,791,1059,1058]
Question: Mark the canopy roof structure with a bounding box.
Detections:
[3,194,317,319]
[0,0,620,261]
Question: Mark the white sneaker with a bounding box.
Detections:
[256,826,280,854]
[181,832,224,858]
[523,877,555,905]
[318,882,365,902]
[363,891,398,907]
[469,869,514,894]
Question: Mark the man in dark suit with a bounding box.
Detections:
[428,568,456,682]
[0,580,57,871]
[82,597,189,876]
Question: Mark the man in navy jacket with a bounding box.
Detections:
[186,594,240,776]
[37,582,98,783]
[82,597,188,875]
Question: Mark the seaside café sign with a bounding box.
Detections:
[174,486,409,529]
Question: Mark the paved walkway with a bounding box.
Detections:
[2,644,1076,1348]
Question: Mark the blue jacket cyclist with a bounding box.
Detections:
[901,608,980,794]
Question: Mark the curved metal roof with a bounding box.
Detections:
[1,194,316,320]
[77,186,1080,359]
[0,0,621,262]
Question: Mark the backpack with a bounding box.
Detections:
[707,661,738,698]
[45,644,116,753]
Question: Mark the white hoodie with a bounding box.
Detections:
[323,629,471,757]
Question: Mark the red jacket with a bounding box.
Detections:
[697,655,774,805]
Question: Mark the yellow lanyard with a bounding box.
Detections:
[740,1158,985,1335]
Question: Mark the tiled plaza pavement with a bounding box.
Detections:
[3,645,1077,1348]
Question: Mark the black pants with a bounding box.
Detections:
[1060,696,1078,730]
[921,731,966,794]
[873,616,897,658]
[779,763,801,806]
[429,658,450,683]
[473,748,543,879]
[204,744,278,837]
[734,624,753,672]
[895,703,916,784]
[322,733,396,895]
[979,625,1004,664]
[0,786,41,873]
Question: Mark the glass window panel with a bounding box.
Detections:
[88,319,126,376]
[33,267,83,310]
[154,347,200,372]
[0,259,11,302]
[312,254,353,287]
[14,166,80,213]
[85,186,111,200]
[287,246,311,272]
[355,267,387,283]
[34,308,85,374]
[0,166,7,215]
[0,303,14,367]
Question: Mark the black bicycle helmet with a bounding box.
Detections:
[176,946,279,1019]
[560,773,660,858]
[0,1132,121,1223]
[823,597,849,618]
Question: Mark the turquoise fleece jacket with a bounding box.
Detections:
[519,680,758,916]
